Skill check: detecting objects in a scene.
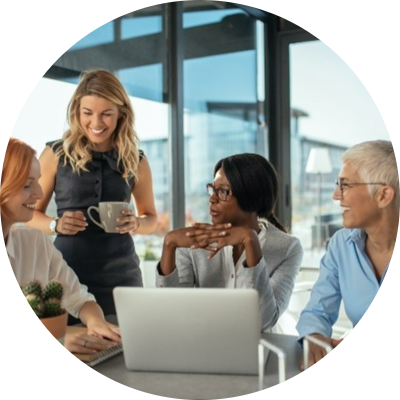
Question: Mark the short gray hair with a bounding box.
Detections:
[342,140,399,207]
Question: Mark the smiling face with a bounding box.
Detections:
[209,168,255,227]
[79,95,120,152]
[333,162,381,229]
[1,157,43,228]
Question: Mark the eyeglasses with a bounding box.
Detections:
[334,178,386,196]
[206,183,234,201]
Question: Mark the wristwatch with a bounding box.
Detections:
[49,218,59,234]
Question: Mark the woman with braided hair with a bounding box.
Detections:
[156,153,303,331]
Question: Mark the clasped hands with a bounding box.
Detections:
[166,222,256,259]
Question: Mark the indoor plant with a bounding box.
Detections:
[22,280,68,344]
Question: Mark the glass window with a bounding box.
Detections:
[52,10,165,102]
[289,40,391,267]
[183,3,267,225]
[12,6,170,279]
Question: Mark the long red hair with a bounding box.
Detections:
[0,138,36,209]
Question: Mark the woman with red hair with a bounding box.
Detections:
[1,137,120,354]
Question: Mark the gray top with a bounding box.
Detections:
[156,223,304,331]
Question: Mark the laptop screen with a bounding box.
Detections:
[114,287,264,375]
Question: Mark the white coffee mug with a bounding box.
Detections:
[87,202,130,233]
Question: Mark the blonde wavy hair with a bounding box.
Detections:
[54,69,140,181]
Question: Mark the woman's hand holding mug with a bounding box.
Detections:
[87,202,137,234]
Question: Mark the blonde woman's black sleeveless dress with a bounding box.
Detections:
[48,141,143,320]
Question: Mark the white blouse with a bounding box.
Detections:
[6,225,95,318]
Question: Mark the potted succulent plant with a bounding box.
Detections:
[22,280,68,344]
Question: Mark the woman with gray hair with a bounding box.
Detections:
[297,139,398,367]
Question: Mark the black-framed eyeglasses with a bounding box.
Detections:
[334,178,386,196]
[206,183,234,201]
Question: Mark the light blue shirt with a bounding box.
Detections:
[296,228,388,339]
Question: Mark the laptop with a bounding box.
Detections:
[113,287,269,375]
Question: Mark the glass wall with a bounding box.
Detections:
[12,1,270,284]
[12,6,170,272]
[289,40,390,265]
[183,4,266,224]
[11,2,391,277]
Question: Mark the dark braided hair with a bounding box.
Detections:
[214,153,287,233]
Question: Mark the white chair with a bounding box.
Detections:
[274,280,314,335]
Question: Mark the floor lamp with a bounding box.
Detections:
[306,148,333,249]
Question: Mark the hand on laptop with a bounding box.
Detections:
[65,331,119,354]
[64,318,120,355]
[86,318,121,343]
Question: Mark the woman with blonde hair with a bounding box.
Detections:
[2,137,121,354]
[28,69,157,319]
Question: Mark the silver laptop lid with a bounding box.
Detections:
[113,287,263,375]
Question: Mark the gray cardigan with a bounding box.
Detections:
[156,223,304,331]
